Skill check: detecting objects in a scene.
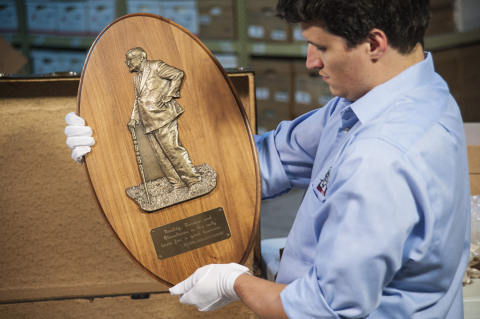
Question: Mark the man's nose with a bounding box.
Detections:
[305,44,324,70]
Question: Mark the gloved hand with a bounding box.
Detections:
[65,112,95,163]
[169,263,250,311]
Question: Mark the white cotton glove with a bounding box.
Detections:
[64,112,95,163]
[169,263,250,311]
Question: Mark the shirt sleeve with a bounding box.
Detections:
[255,100,337,200]
[280,138,431,318]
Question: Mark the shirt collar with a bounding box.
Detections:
[350,52,436,125]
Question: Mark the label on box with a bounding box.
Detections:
[32,35,46,45]
[257,126,268,135]
[274,91,289,102]
[256,87,270,100]
[214,54,237,68]
[248,25,264,38]
[70,37,82,47]
[252,43,266,55]
[318,95,332,106]
[270,29,286,41]
[126,0,161,15]
[219,41,234,53]
[295,91,311,104]
[264,109,276,119]
[199,14,211,25]
[293,27,305,41]
[301,44,308,57]
[210,6,222,15]
[58,51,87,73]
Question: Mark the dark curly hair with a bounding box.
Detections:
[276,0,431,54]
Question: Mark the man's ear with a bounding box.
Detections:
[367,28,388,61]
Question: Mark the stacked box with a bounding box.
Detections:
[248,0,289,43]
[0,0,19,34]
[161,1,199,36]
[456,43,480,122]
[293,61,333,118]
[214,54,238,68]
[455,0,480,32]
[126,0,161,15]
[0,73,259,318]
[432,44,480,122]
[57,1,88,36]
[25,0,58,35]
[87,0,117,36]
[198,0,235,40]
[251,59,292,133]
[292,24,305,43]
[30,49,60,74]
[426,0,455,36]
[57,50,88,73]
[31,49,88,74]
[432,49,459,97]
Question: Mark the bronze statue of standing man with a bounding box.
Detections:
[125,47,201,189]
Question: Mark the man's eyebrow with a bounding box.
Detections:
[307,41,326,48]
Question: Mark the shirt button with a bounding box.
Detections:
[344,128,350,133]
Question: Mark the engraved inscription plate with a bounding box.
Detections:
[150,207,231,260]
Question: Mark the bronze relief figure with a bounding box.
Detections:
[124,47,217,212]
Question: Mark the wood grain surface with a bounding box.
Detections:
[77,14,260,286]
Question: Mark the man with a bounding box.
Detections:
[168,0,471,318]
[126,47,200,189]
[66,0,471,317]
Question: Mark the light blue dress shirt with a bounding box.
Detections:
[255,53,471,318]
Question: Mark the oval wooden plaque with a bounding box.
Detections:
[77,14,260,286]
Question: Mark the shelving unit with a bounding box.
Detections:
[5,0,480,73]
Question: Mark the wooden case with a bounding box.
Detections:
[0,70,260,318]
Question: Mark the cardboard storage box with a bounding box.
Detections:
[465,124,480,195]
[30,49,61,74]
[426,1,455,36]
[25,0,58,35]
[30,49,88,74]
[293,60,333,118]
[0,0,19,34]
[251,59,292,133]
[126,0,162,16]
[161,1,199,36]
[87,0,117,36]
[248,0,289,42]
[292,24,306,42]
[0,69,259,318]
[468,145,480,195]
[455,0,480,32]
[57,0,88,37]
[431,43,480,122]
[198,0,235,40]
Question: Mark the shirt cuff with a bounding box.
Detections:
[280,267,340,319]
[255,132,292,200]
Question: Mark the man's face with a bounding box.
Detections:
[125,53,144,73]
[301,22,372,101]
